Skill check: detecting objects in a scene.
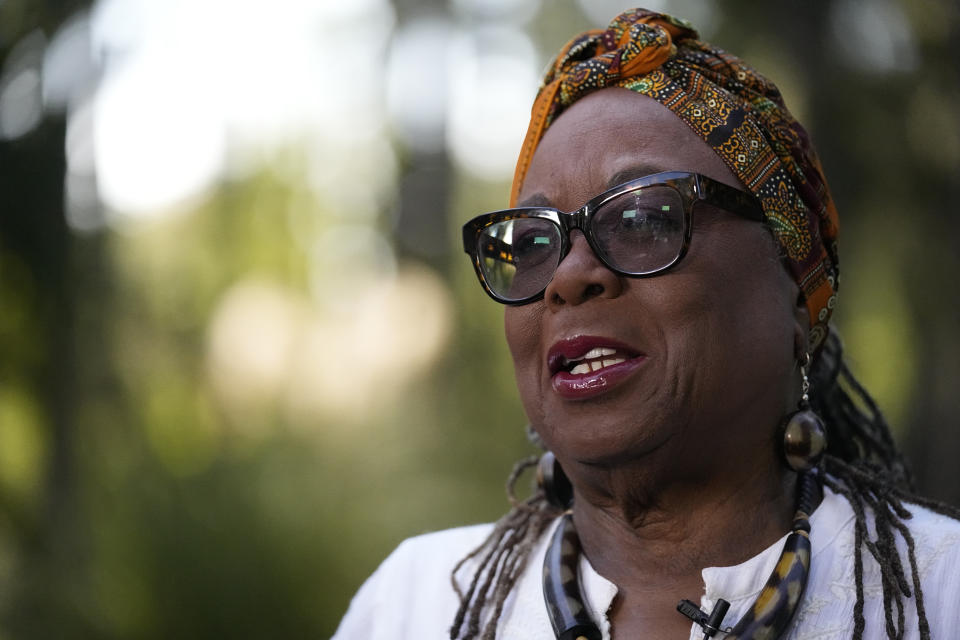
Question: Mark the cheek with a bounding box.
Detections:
[664,226,798,390]
[504,305,545,410]
[698,233,798,385]
[699,223,794,312]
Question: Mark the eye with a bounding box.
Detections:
[618,205,680,238]
[591,186,686,272]
[598,198,682,242]
[513,230,556,266]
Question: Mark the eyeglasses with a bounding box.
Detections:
[462,171,765,304]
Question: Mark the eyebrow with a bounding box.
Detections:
[516,165,672,209]
[606,165,670,189]
[516,193,552,208]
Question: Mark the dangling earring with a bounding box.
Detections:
[781,352,828,471]
[537,451,573,509]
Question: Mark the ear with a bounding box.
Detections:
[793,288,811,360]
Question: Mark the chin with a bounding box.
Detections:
[540,413,678,468]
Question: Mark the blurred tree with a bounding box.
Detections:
[715,0,960,505]
[1,0,105,636]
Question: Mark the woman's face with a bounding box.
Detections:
[506,88,805,478]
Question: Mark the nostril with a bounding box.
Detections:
[544,234,621,308]
[584,283,604,299]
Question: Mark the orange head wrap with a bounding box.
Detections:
[511,8,840,350]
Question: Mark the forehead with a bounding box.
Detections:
[518,88,741,210]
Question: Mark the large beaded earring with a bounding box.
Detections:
[781,353,828,471]
[537,451,573,510]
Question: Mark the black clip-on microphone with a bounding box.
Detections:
[677,598,731,639]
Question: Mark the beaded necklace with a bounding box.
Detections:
[542,473,821,640]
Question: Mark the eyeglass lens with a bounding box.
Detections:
[476,185,685,301]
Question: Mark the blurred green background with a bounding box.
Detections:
[1,0,958,637]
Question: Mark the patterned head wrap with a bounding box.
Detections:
[511,8,840,350]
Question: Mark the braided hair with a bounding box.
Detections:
[449,331,960,640]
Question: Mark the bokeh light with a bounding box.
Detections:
[0,31,45,141]
[830,0,918,73]
[446,25,537,179]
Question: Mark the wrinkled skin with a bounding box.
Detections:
[505,88,809,637]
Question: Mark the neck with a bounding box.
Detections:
[569,456,797,594]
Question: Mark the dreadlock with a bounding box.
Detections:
[449,331,960,640]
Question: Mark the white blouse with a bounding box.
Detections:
[333,487,960,639]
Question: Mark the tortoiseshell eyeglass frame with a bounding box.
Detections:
[461,171,765,305]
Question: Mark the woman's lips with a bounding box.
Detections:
[547,336,646,400]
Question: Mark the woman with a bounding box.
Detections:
[334,9,960,639]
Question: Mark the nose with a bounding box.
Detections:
[544,231,623,309]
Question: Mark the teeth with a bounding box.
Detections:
[569,357,626,376]
[581,347,616,360]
